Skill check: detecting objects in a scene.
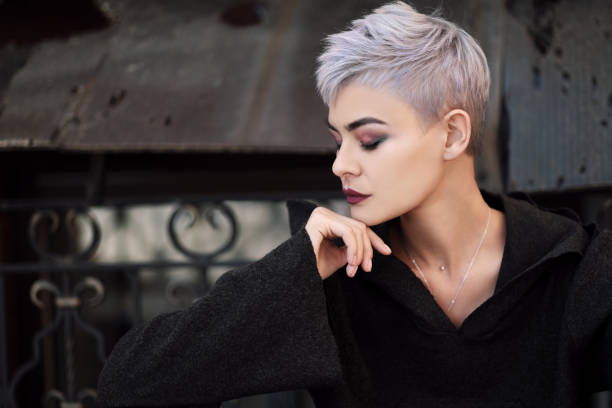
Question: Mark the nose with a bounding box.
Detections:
[332,141,360,179]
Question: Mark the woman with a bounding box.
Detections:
[98,2,612,407]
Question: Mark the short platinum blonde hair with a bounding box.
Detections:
[316,1,490,157]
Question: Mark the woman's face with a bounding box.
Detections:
[328,83,447,226]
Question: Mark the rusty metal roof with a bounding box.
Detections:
[0,0,376,153]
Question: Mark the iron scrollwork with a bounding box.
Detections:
[10,277,105,408]
[30,277,105,311]
[168,202,238,261]
[28,209,101,264]
[6,209,106,407]
[166,202,240,306]
[43,387,97,408]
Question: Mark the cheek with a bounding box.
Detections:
[385,142,443,195]
[384,147,420,183]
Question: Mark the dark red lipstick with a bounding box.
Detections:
[343,188,370,204]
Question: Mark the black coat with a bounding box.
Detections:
[97,189,612,407]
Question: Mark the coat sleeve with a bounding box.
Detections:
[97,201,344,407]
[590,229,612,391]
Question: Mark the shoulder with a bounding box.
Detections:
[566,226,612,345]
[575,226,612,295]
[577,227,612,277]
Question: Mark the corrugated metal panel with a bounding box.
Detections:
[504,0,612,193]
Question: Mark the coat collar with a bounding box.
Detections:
[367,188,595,336]
[485,189,594,291]
[286,189,596,336]
[365,189,593,284]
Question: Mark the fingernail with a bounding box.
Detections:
[346,264,355,276]
[365,257,372,271]
[384,244,392,253]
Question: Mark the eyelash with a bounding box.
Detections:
[335,138,385,151]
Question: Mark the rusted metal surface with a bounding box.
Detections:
[0,1,284,151]
[504,0,612,193]
[0,0,381,153]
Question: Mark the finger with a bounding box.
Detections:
[352,224,364,267]
[344,222,368,276]
[333,225,357,277]
[327,220,355,263]
[346,228,361,278]
[353,224,370,272]
[361,229,373,272]
[366,228,392,255]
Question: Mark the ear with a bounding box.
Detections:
[441,109,471,160]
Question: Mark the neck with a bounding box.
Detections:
[395,155,492,281]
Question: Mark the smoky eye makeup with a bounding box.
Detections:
[360,137,387,150]
[358,133,388,150]
[330,132,388,151]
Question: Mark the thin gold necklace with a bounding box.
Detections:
[405,207,492,312]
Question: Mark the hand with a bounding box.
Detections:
[304,206,392,280]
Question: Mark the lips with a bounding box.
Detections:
[343,188,370,204]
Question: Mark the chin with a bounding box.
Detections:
[351,201,412,226]
[349,207,386,227]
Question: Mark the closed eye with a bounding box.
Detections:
[361,137,386,150]
[333,137,387,151]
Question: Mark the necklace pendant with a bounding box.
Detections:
[440,265,446,271]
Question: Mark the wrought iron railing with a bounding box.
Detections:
[0,199,317,408]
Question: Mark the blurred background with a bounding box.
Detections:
[0,0,611,407]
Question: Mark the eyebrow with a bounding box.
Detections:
[326,117,388,132]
